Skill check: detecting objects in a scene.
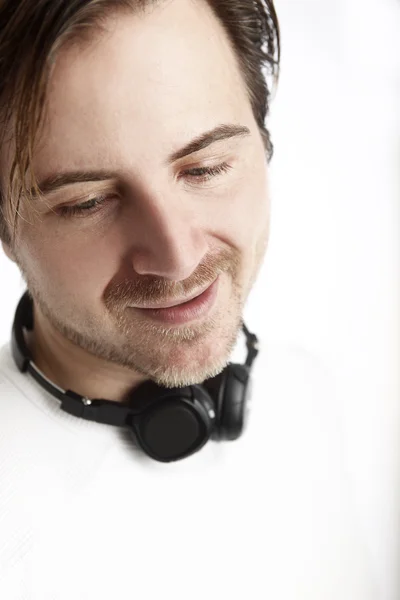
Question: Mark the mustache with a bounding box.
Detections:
[104,249,240,309]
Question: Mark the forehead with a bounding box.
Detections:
[32,0,252,177]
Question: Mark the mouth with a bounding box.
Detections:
[129,276,220,325]
[131,279,217,310]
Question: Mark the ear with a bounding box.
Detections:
[1,240,17,263]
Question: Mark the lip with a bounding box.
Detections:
[132,280,216,310]
[131,276,220,325]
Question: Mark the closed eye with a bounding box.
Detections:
[57,162,232,218]
[180,162,232,182]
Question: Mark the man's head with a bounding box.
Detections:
[0,0,279,391]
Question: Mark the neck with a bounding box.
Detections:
[25,305,147,403]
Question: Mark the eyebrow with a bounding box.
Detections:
[33,123,251,197]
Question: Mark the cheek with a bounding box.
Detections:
[16,229,115,303]
[211,165,270,253]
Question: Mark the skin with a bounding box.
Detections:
[1,0,270,402]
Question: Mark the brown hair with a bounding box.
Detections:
[0,0,280,247]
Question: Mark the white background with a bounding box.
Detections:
[0,0,399,598]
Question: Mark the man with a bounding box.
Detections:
[0,0,374,598]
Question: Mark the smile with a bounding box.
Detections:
[130,276,220,325]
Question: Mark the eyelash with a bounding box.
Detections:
[58,162,232,218]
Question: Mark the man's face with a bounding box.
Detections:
[2,0,270,388]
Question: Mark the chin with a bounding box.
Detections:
[139,316,240,389]
[149,351,230,389]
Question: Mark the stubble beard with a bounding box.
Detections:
[15,222,270,389]
[17,247,249,389]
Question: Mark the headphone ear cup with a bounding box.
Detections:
[207,364,251,441]
[126,383,217,462]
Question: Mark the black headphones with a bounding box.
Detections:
[11,290,259,463]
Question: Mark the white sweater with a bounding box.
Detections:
[0,338,375,600]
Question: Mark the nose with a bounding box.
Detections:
[128,193,209,281]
